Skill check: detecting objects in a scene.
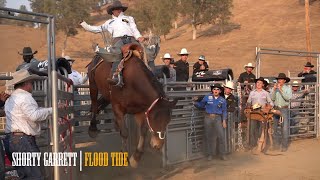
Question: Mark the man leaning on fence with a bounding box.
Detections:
[271,73,292,152]
[194,83,228,161]
[3,69,53,179]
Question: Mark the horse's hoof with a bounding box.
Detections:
[129,156,138,168]
[88,127,100,138]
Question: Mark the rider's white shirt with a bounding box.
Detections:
[80,12,142,39]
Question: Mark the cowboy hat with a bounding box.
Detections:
[64,55,75,63]
[210,83,223,91]
[18,47,38,56]
[244,63,255,69]
[275,73,290,83]
[223,81,234,90]
[198,55,205,61]
[6,69,42,86]
[161,53,173,60]
[254,77,268,87]
[107,0,128,15]
[292,80,300,87]
[252,103,262,110]
[304,62,314,68]
[177,48,190,55]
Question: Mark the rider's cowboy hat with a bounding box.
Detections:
[6,69,42,86]
[18,47,38,56]
[223,81,234,90]
[177,48,190,55]
[304,62,314,68]
[64,56,75,63]
[107,0,128,15]
[244,63,255,69]
[254,77,268,87]
[161,53,173,60]
[292,80,300,87]
[210,83,223,91]
[198,55,206,61]
[275,73,290,83]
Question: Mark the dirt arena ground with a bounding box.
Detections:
[77,138,320,180]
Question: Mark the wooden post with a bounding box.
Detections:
[305,0,312,62]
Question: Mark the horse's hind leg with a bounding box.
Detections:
[129,112,147,168]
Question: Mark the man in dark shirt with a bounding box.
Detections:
[174,48,190,82]
[238,63,256,83]
[193,55,209,75]
[223,81,237,112]
[298,62,317,82]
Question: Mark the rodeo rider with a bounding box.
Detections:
[80,0,144,86]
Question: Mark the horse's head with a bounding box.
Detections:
[146,98,178,150]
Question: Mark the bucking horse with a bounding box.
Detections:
[86,42,177,168]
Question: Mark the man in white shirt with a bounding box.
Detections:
[80,0,144,86]
[65,56,88,86]
[4,69,52,179]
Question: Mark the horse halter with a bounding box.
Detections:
[145,97,166,140]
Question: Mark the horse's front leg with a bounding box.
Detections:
[88,80,100,138]
[129,112,148,168]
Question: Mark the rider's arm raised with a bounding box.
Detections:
[80,20,110,34]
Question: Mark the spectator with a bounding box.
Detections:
[238,63,256,83]
[16,47,40,72]
[193,55,209,75]
[174,48,190,82]
[271,73,292,152]
[65,56,88,86]
[4,69,53,179]
[290,81,310,134]
[246,77,273,149]
[223,81,237,112]
[0,92,9,117]
[298,62,316,82]
[194,83,228,161]
[161,53,176,82]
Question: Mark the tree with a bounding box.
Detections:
[128,0,178,39]
[16,5,34,27]
[29,0,92,56]
[0,0,6,24]
[179,0,233,40]
[0,0,6,7]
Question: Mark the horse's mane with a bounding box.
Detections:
[133,56,166,97]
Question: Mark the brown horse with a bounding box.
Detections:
[86,43,177,167]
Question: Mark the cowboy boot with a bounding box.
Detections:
[107,61,123,87]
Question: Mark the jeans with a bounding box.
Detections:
[273,108,289,149]
[8,134,44,180]
[204,115,226,156]
[249,120,261,148]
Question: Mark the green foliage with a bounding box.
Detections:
[128,0,179,36]
[179,0,233,27]
[29,0,92,37]
[16,5,34,27]
[0,0,6,7]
